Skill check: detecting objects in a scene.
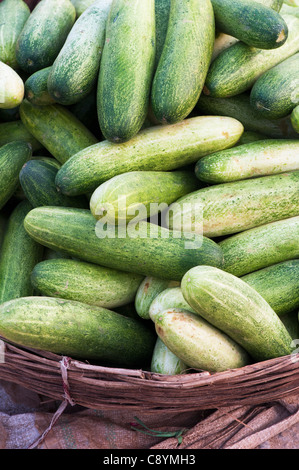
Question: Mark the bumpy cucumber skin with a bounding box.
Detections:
[0,0,30,69]
[155,308,250,372]
[23,207,224,281]
[19,100,98,164]
[151,0,215,124]
[0,121,43,151]
[154,0,171,70]
[31,258,143,308]
[168,171,299,238]
[135,277,180,320]
[15,0,76,73]
[55,115,244,196]
[291,105,299,133]
[0,296,156,367]
[0,201,44,303]
[151,337,187,375]
[181,266,293,361]
[219,216,299,277]
[0,62,24,109]
[0,141,32,210]
[149,286,195,323]
[48,0,112,106]
[241,260,299,316]
[195,139,299,183]
[250,53,299,119]
[25,67,56,106]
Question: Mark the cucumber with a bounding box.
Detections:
[23,206,224,281]
[219,216,299,276]
[97,0,155,142]
[0,296,156,367]
[25,67,56,106]
[181,266,293,361]
[71,0,96,16]
[55,115,244,196]
[291,105,299,133]
[15,0,76,74]
[281,3,299,16]
[149,286,196,323]
[19,100,98,164]
[89,170,201,225]
[250,53,299,119]
[195,139,299,183]
[211,0,288,49]
[0,62,24,109]
[0,214,8,249]
[151,337,187,375]
[0,201,44,303]
[19,160,88,209]
[167,171,299,238]
[31,258,143,308]
[48,0,112,106]
[196,93,298,139]
[155,308,250,372]
[203,14,299,98]
[241,260,299,316]
[212,33,239,62]
[0,0,30,69]
[151,0,215,125]
[0,121,43,151]
[135,277,180,320]
[154,0,171,70]
[0,141,32,210]
[283,0,299,6]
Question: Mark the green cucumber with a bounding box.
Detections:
[0,201,44,303]
[71,0,96,16]
[155,308,250,372]
[48,0,112,106]
[181,266,293,361]
[24,206,224,281]
[31,258,143,308]
[0,0,30,69]
[195,139,299,183]
[250,53,299,119]
[212,33,239,62]
[0,62,24,109]
[0,296,156,367]
[154,0,171,69]
[97,0,155,142]
[241,260,299,316]
[89,170,201,224]
[0,214,8,249]
[291,105,299,133]
[19,100,98,164]
[211,0,288,49]
[15,0,76,74]
[167,171,299,238]
[151,0,214,125]
[151,337,187,375]
[19,159,88,209]
[25,67,56,106]
[55,115,244,196]
[0,141,32,210]
[219,216,299,276]
[203,14,299,98]
[149,286,195,323]
[0,121,43,151]
[135,277,180,320]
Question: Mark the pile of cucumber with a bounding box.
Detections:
[0,0,298,376]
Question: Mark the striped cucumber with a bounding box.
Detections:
[15,0,76,73]
[219,216,299,277]
[291,105,299,133]
[154,0,171,70]
[23,207,224,281]
[181,266,293,361]
[195,139,299,183]
[31,258,143,308]
[0,62,24,109]
[151,0,215,124]
[55,115,244,196]
[151,337,187,375]
[0,296,156,367]
[0,121,43,151]
[25,67,56,106]
[149,286,195,323]
[135,277,180,320]
[167,171,299,238]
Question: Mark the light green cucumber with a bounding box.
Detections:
[135,277,180,320]
[0,200,44,303]
[0,61,24,109]
[241,260,299,316]
[291,104,299,133]
[281,3,299,16]
[219,216,299,276]
[71,0,96,16]
[19,100,98,164]
[155,308,250,372]
[15,0,76,73]
[151,0,215,124]
[25,67,56,106]
[0,121,43,151]
[283,0,299,7]
[181,266,294,361]
[24,207,224,281]
[151,337,188,375]
[167,171,299,238]
[195,139,299,183]
[55,115,244,196]
[48,0,112,106]
[154,0,171,70]
[0,296,156,367]
[90,170,201,224]
[0,0,30,69]
[31,258,143,308]
[149,286,195,323]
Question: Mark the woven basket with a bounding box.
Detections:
[1,335,299,413]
